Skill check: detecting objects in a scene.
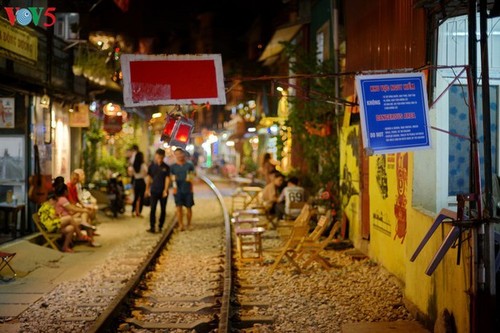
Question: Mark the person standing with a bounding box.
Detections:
[145,149,170,233]
[260,152,278,184]
[131,151,148,217]
[170,148,195,231]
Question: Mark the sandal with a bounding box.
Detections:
[77,235,91,242]
[62,247,74,253]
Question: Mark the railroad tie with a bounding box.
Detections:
[137,303,217,314]
[126,317,216,330]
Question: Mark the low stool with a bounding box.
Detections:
[235,227,266,263]
[0,251,16,279]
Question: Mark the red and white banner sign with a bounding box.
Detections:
[121,54,226,107]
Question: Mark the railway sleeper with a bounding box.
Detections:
[136,303,219,314]
[126,317,217,331]
[232,301,270,309]
[231,315,274,329]
[148,293,220,303]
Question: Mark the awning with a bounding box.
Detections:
[258,23,303,65]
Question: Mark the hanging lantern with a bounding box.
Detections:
[160,115,177,142]
[169,117,194,149]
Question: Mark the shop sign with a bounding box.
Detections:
[0,17,38,62]
[0,97,15,128]
[355,72,431,155]
[121,53,226,107]
[69,103,90,127]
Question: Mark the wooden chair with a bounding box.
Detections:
[32,213,61,251]
[276,203,313,237]
[296,221,342,270]
[267,206,319,275]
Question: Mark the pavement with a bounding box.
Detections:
[0,206,161,332]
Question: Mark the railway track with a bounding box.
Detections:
[86,175,272,333]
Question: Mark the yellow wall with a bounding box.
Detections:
[340,125,362,245]
[340,122,471,332]
[368,152,409,281]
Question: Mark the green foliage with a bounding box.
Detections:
[83,115,104,184]
[241,141,258,175]
[283,43,342,209]
[96,153,126,175]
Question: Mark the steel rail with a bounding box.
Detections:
[197,174,232,332]
[87,175,232,333]
[87,213,177,333]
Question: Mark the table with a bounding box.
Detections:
[0,202,27,237]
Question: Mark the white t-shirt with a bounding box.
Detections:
[280,186,305,217]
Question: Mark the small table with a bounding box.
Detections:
[235,227,266,263]
[0,202,27,237]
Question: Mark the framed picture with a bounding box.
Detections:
[0,135,25,182]
[43,107,51,144]
[0,97,15,128]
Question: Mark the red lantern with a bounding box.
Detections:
[160,115,177,142]
[169,117,194,148]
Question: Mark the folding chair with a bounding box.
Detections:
[32,213,61,251]
[276,203,313,237]
[296,221,341,270]
[0,251,16,279]
[269,205,314,275]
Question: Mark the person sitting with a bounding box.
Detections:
[38,194,91,253]
[73,169,98,218]
[261,171,284,216]
[275,176,306,220]
[53,183,100,247]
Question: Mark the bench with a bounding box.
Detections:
[88,189,110,212]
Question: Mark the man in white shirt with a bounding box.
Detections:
[276,177,305,219]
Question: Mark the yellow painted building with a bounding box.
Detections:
[340,111,472,332]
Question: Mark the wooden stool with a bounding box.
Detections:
[0,251,16,279]
[235,227,266,263]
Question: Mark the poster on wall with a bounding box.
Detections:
[69,103,90,127]
[0,97,15,128]
[355,72,431,155]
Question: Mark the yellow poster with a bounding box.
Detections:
[69,104,90,127]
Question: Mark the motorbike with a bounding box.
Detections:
[107,172,125,217]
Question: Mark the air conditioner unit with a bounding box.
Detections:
[54,13,80,40]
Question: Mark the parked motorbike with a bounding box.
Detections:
[107,172,125,217]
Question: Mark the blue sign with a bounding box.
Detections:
[355,73,431,155]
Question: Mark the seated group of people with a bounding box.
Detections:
[261,170,306,221]
[37,169,100,252]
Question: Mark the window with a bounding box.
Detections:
[316,22,330,62]
[448,85,498,196]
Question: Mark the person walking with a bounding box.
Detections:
[131,151,148,217]
[145,149,171,233]
[170,148,195,231]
